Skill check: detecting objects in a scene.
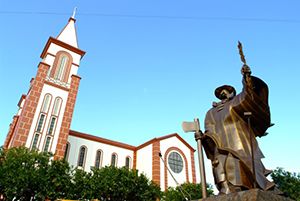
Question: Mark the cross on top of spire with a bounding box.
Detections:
[72,7,77,19]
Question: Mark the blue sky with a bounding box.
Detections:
[1,0,300,185]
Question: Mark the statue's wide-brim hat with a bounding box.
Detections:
[215,85,236,100]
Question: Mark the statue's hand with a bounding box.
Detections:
[241,64,251,76]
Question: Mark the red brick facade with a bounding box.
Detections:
[191,149,196,183]
[3,115,19,149]
[133,150,137,169]
[152,140,161,186]
[8,62,50,148]
[54,75,81,159]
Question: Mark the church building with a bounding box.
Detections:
[3,15,196,191]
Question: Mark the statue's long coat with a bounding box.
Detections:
[203,76,274,190]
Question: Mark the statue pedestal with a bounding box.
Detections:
[195,189,293,201]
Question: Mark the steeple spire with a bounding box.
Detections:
[56,10,79,48]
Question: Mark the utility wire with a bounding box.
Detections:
[0,10,300,23]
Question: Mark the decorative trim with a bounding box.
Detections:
[44,80,70,91]
[72,62,80,67]
[137,133,195,152]
[17,94,27,107]
[40,37,85,59]
[69,130,136,150]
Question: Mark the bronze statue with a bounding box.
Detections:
[202,42,275,194]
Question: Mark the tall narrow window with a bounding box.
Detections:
[78,146,87,167]
[64,143,70,160]
[52,98,62,116]
[95,150,102,169]
[47,117,56,135]
[41,94,51,113]
[111,153,117,167]
[31,134,40,150]
[125,157,131,168]
[36,114,45,132]
[43,136,51,152]
[55,56,68,81]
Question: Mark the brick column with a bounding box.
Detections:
[191,150,196,183]
[152,140,161,186]
[133,150,137,169]
[54,74,81,159]
[10,62,50,147]
[3,115,19,149]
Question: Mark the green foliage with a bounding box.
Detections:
[88,166,161,201]
[163,182,214,201]
[0,147,162,201]
[271,167,300,201]
[0,146,51,200]
[70,168,93,200]
[45,159,73,200]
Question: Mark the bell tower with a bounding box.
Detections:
[4,15,85,159]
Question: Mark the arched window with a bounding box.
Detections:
[47,97,62,136]
[64,142,70,160]
[111,153,117,167]
[55,55,68,81]
[41,94,51,113]
[50,51,72,83]
[94,150,103,169]
[78,146,87,168]
[52,97,62,116]
[125,156,131,168]
[36,94,52,133]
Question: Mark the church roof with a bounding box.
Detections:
[69,130,195,152]
[56,17,79,48]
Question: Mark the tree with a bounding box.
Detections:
[0,147,73,201]
[271,167,300,201]
[163,183,214,201]
[0,146,50,200]
[89,166,162,201]
[45,159,73,201]
[69,168,93,200]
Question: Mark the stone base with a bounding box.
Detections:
[194,189,293,201]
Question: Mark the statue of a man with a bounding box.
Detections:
[202,43,275,194]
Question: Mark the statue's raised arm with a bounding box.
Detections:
[238,41,253,90]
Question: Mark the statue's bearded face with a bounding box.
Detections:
[220,89,234,101]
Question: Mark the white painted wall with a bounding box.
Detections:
[160,136,194,190]
[136,144,153,179]
[67,135,134,171]
[45,43,81,65]
[25,83,69,154]
[57,19,78,48]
